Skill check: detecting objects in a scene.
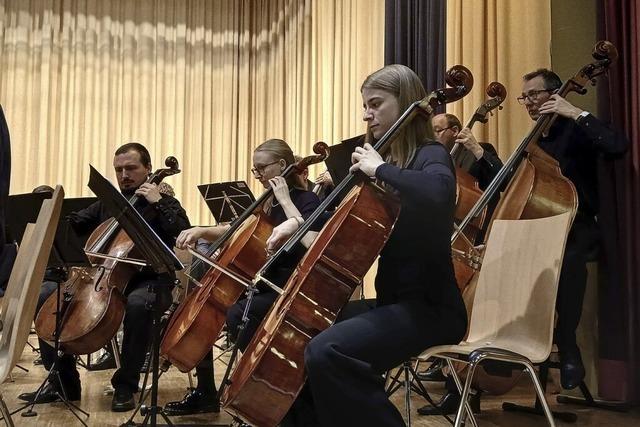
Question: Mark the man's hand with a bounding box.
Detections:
[349,143,384,177]
[455,128,484,160]
[135,182,162,204]
[538,94,584,120]
[315,170,334,187]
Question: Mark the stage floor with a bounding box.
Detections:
[1,335,638,426]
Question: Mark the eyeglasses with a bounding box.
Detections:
[516,89,553,105]
[434,126,453,135]
[250,160,280,176]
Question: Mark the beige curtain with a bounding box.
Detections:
[445,0,552,159]
[0,0,384,225]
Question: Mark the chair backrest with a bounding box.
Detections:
[466,212,572,363]
[0,186,63,383]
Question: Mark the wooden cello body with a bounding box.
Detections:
[450,82,506,290]
[35,157,181,355]
[222,182,399,426]
[160,213,272,372]
[159,144,329,372]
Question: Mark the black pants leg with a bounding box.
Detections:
[225,290,278,352]
[555,216,599,355]
[194,351,217,395]
[111,279,172,393]
[304,300,466,427]
[36,280,79,387]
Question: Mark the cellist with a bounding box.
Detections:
[518,68,628,390]
[169,138,323,416]
[23,143,190,412]
[281,64,467,427]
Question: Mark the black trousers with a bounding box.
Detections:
[225,289,279,352]
[555,214,600,355]
[192,289,278,391]
[36,277,172,393]
[303,297,466,427]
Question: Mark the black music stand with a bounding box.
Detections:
[15,200,92,425]
[197,181,255,224]
[87,166,188,427]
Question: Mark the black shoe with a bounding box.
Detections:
[18,381,81,403]
[417,390,480,416]
[88,351,116,371]
[416,363,446,382]
[560,349,585,390]
[164,389,220,416]
[111,388,135,412]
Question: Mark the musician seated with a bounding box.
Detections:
[20,143,190,412]
[168,139,323,416]
[420,68,629,417]
[432,113,502,191]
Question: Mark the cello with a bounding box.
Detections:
[452,40,617,395]
[221,65,474,427]
[451,82,507,290]
[159,143,329,372]
[35,157,181,355]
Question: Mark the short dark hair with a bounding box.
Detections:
[32,185,54,194]
[115,142,152,168]
[444,113,462,131]
[523,68,562,91]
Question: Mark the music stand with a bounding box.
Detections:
[87,166,183,427]
[324,135,364,185]
[17,201,92,425]
[197,181,255,224]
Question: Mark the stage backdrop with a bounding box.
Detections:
[0,0,384,225]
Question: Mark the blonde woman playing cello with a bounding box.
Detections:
[280,64,468,427]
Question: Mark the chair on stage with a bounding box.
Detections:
[416,212,573,427]
[0,186,63,427]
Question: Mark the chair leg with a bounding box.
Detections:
[523,361,557,427]
[0,391,15,427]
[446,359,479,427]
[403,362,412,427]
[453,360,480,427]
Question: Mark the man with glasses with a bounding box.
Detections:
[517,68,628,390]
[432,113,502,190]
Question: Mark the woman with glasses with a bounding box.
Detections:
[169,139,322,416]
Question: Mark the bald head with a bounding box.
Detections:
[432,113,461,150]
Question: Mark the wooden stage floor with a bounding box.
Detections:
[1,335,638,426]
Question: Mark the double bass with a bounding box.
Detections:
[159,144,329,372]
[221,65,474,427]
[451,82,507,290]
[35,157,181,355]
[452,40,618,395]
